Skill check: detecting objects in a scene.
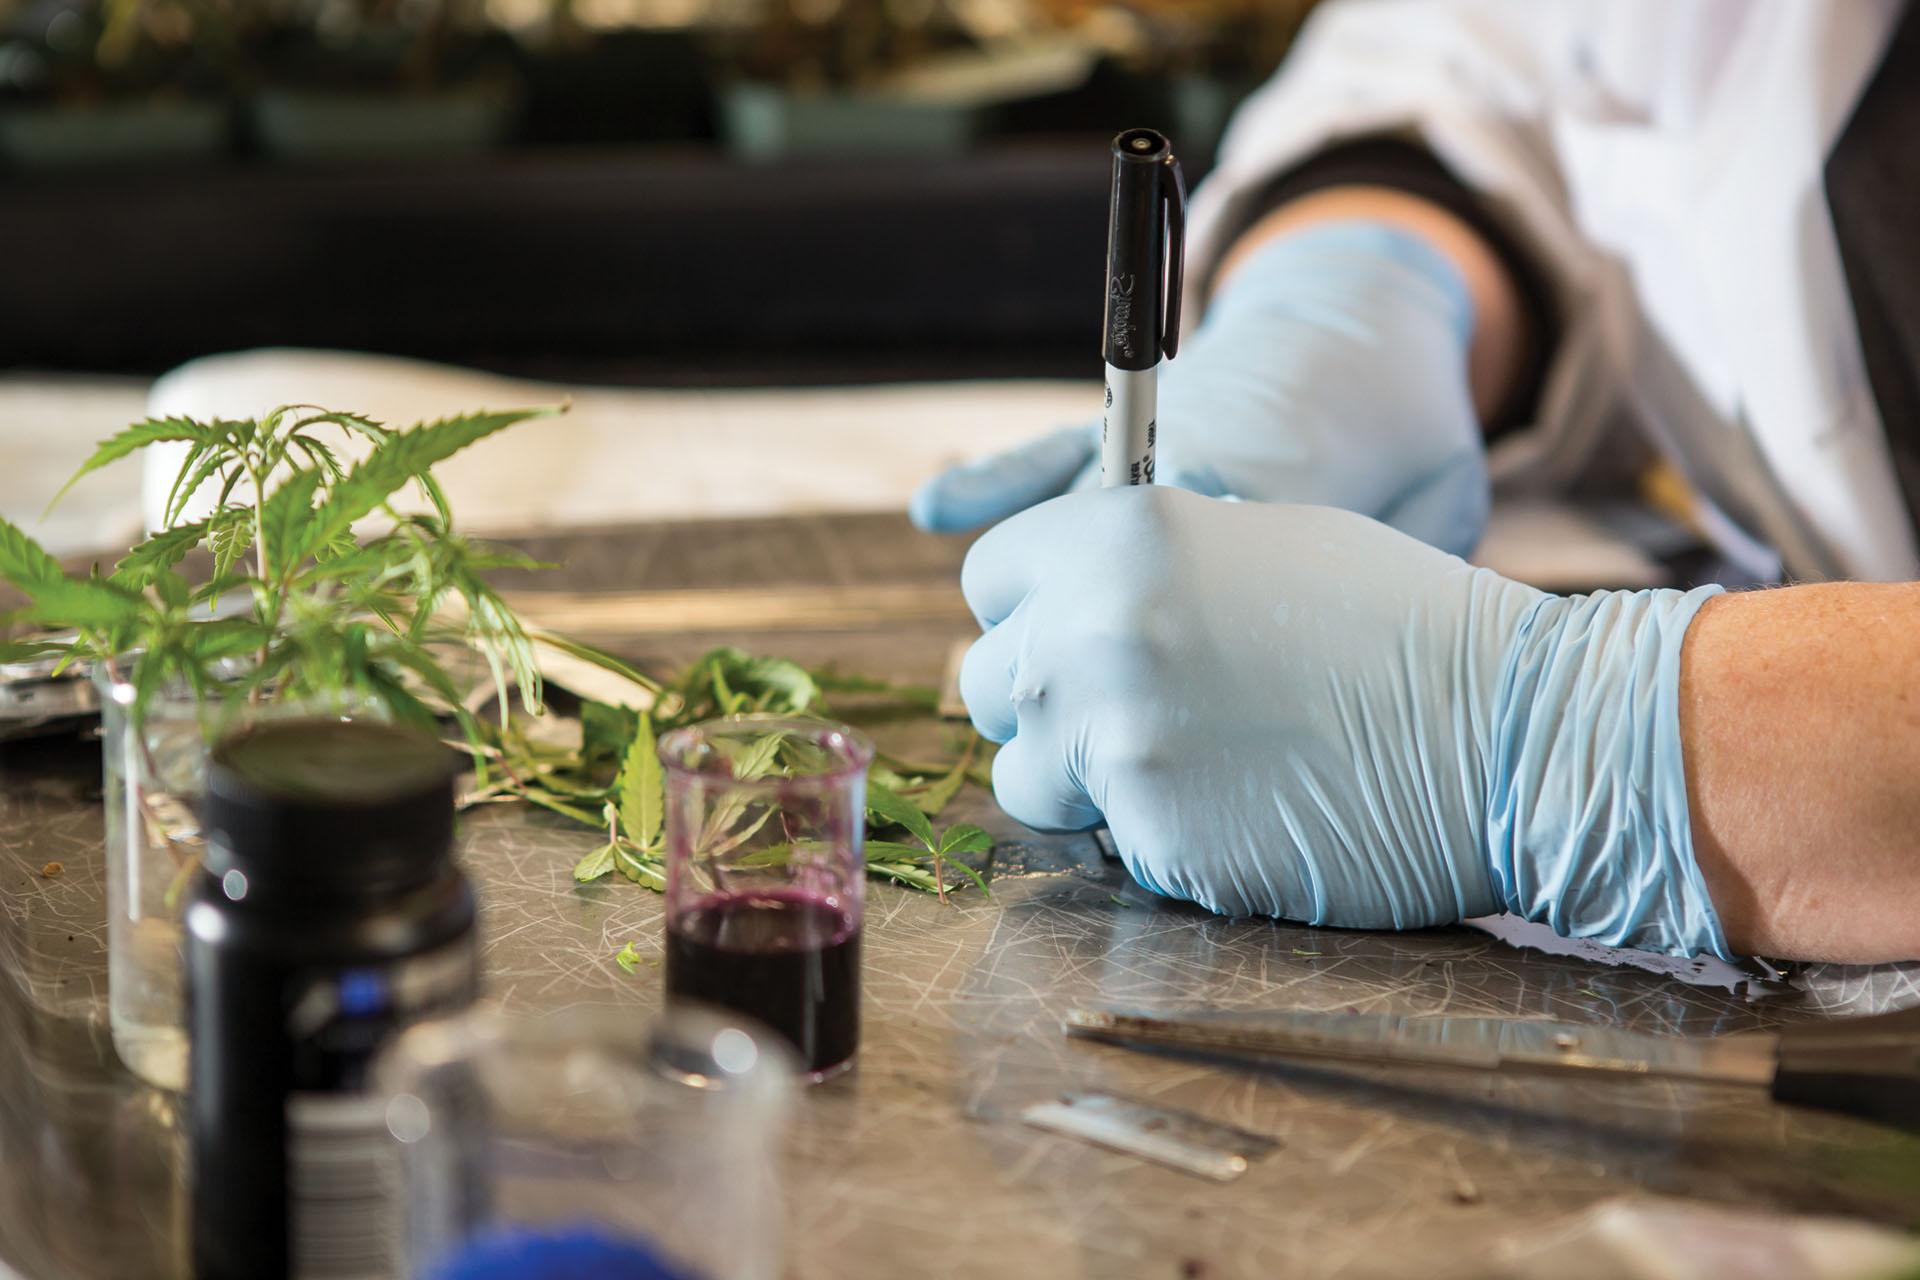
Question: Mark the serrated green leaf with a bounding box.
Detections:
[183,619,268,663]
[937,823,993,856]
[314,531,358,562]
[215,462,247,509]
[860,850,941,893]
[615,712,663,850]
[613,842,666,889]
[417,471,455,531]
[377,638,468,715]
[941,855,993,897]
[866,780,934,849]
[0,516,68,594]
[166,447,235,531]
[110,519,211,589]
[308,406,559,549]
[573,842,618,882]
[207,508,254,581]
[151,570,191,610]
[725,731,787,782]
[472,583,541,715]
[864,840,935,863]
[260,468,323,577]
[46,416,212,515]
[739,654,818,712]
[161,440,214,529]
[291,409,389,443]
[17,575,145,630]
[290,433,347,483]
[0,638,64,664]
[354,666,442,734]
[532,631,660,697]
[709,657,742,714]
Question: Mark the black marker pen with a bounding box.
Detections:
[1101,127,1187,487]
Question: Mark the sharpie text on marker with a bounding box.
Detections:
[1099,127,1187,489]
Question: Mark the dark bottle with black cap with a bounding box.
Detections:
[186,718,480,1280]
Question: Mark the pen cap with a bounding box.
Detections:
[1103,128,1188,371]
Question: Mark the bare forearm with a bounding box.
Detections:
[1681,583,1920,962]
[1212,186,1527,424]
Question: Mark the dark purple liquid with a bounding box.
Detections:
[665,891,860,1076]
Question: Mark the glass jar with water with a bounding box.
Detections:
[95,662,379,1090]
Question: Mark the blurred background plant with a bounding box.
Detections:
[0,0,1319,381]
[0,0,1311,154]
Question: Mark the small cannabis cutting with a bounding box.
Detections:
[0,402,994,898]
[501,647,996,900]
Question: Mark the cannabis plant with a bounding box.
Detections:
[0,402,570,742]
[0,401,995,906]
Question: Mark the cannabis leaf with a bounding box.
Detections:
[0,637,64,664]
[573,842,618,882]
[308,407,560,553]
[726,730,787,782]
[0,516,70,594]
[0,514,144,629]
[938,824,993,856]
[259,468,324,580]
[111,519,213,590]
[617,712,664,852]
[46,416,214,515]
[866,779,934,847]
[207,508,254,581]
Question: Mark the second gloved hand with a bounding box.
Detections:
[911,221,1491,557]
[960,486,1732,959]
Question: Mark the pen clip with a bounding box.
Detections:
[1160,150,1188,361]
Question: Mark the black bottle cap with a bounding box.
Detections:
[203,719,458,896]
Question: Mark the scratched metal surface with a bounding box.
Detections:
[0,513,1917,1280]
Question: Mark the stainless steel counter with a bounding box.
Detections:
[2,513,1916,1280]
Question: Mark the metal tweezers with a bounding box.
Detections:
[1065,1004,1920,1133]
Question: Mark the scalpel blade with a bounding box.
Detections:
[1063,1007,1779,1090]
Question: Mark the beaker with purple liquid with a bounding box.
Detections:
[658,715,872,1083]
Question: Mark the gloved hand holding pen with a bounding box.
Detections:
[910,221,1492,558]
[958,486,1734,960]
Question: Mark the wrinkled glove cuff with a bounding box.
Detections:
[1484,585,1733,959]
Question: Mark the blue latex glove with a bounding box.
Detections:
[911,221,1490,558]
[960,486,1734,959]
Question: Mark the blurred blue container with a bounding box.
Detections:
[378,1004,796,1280]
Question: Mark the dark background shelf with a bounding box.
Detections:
[0,142,1120,386]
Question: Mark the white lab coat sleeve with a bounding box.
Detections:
[1185,0,1627,489]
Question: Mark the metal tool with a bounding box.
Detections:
[1065,1004,1920,1133]
[1021,1091,1278,1182]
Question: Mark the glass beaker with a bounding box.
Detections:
[96,662,376,1091]
[657,715,872,1083]
[378,1005,795,1280]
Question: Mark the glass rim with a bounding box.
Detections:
[656,714,874,784]
[374,1003,798,1111]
